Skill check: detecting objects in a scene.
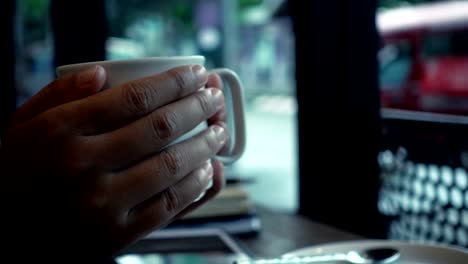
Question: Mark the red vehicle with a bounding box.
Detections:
[377,1,468,114]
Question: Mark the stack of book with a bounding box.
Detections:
[164,183,261,236]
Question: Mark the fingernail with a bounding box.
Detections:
[193,161,213,203]
[212,126,227,145]
[211,88,224,110]
[205,178,214,191]
[194,191,206,203]
[192,64,208,86]
[77,66,100,87]
[202,160,214,181]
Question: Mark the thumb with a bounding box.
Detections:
[12,65,106,124]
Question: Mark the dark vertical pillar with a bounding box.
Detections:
[0,0,17,135]
[50,0,108,67]
[291,0,386,238]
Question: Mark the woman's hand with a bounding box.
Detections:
[0,64,229,259]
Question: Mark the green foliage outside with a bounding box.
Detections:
[23,0,50,42]
[379,0,443,10]
[107,0,265,37]
[21,0,444,41]
[24,0,49,21]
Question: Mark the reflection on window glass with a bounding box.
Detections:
[16,0,297,212]
[108,0,297,210]
[16,0,54,105]
[116,253,236,264]
[377,0,468,250]
[379,41,412,89]
[422,30,468,58]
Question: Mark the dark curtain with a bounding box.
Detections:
[50,0,108,68]
[0,0,17,135]
[290,0,387,238]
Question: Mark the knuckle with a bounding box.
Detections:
[202,130,220,152]
[61,153,86,174]
[192,170,206,190]
[114,215,129,230]
[80,178,111,212]
[59,139,89,173]
[43,121,62,139]
[39,113,66,139]
[167,68,190,96]
[88,190,109,211]
[83,188,127,230]
[162,186,181,214]
[150,111,178,141]
[195,91,214,114]
[123,81,154,115]
[161,148,184,176]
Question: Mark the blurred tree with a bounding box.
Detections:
[24,0,49,21]
[239,0,263,9]
[107,0,265,37]
[23,0,50,42]
[107,0,192,36]
[379,0,445,8]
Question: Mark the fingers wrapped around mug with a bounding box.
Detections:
[87,86,225,171]
[121,126,227,237]
[49,64,209,135]
[0,64,230,258]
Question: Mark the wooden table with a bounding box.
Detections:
[235,207,364,258]
[115,207,364,263]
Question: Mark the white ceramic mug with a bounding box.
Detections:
[56,56,246,164]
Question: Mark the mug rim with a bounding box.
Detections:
[56,55,205,72]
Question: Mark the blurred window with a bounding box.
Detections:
[377,0,468,249]
[422,29,468,58]
[379,41,412,89]
[105,0,297,212]
[16,0,297,212]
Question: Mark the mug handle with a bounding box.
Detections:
[209,68,246,164]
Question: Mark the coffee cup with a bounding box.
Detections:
[56,56,246,164]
